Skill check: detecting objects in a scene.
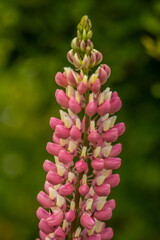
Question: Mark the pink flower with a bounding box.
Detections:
[75,159,88,173]
[69,96,81,114]
[46,142,63,156]
[38,219,54,234]
[79,184,89,196]
[55,125,70,139]
[90,78,101,93]
[47,209,64,227]
[37,191,54,208]
[49,117,63,130]
[36,207,49,220]
[94,183,111,196]
[58,149,73,164]
[85,101,97,116]
[97,99,110,116]
[77,81,87,94]
[104,157,121,170]
[36,15,125,240]
[80,213,95,230]
[101,227,113,240]
[55,72,68,87]
[54,226,66,240]
[70,125,82,140]
[59,183,74,196]
[65,209,76,222]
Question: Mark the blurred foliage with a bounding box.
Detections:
[0,0,160,240]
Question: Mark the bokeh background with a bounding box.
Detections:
[0,0,160,239]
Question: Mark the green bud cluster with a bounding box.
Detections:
[67,16,103,71]
[77,15,92,40]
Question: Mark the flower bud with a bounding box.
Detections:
[69,96,81,114]
[65,68,78,87]
[37,191,54,208]
[73,53,82,69]
[114,122,125,136]
[79,184,89,196]
[77,80,87,94]
[44,181,55,195]
[98,67,108,85]
[89,53,96,69]
[71,37,79,50]
[53,132,60,144]
[55,72,68,87]
[67,49,74,64]
[109,143,122,157]
[94,184,110,197]
[85,101,97,116]
[46,171,64,185]
[104,174,120,188]
[82,28,87,40]
[80,39,86,52]
[46,142,63,156]
[87,30,93,39]
[59,183,74,196]
[102,64,111,77]
[75,159,88,173]
[102,128,118,142]
[77,29,82,39]
[55,89,69,109]
[47,209,64,227]
[82,54,89,69]
[49,117,63,130]
[86,39,93,53]
[65,210,76,222]
[91,158,104,171]
[97,100,110,116]
[39,230,47,240]
[104,199,116,210]
[109,96,122,114]
[39,219,53,234]
[80,213,95,230]
[55,125,70,139]
[36,207,49,220]
[93,49,103,65]
[94,207,112,221]
[43,160,57,173]
[88,234,101,240]
[104,157,121,170]
[101,227,113,240]
[54,226,66,240]
[70,125,81,140]
[58,150,73,164]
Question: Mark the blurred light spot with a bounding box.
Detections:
[2,9,19,26]
[2,153,25,178]
[151,82,160,99]
[1,105,23,128]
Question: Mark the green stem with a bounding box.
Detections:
[68,87,90,239]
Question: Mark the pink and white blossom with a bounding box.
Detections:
[36,15,125,240]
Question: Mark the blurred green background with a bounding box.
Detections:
[0,0,160,239]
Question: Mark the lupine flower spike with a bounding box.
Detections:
[36,15,125,240]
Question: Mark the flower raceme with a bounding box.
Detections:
[36,16,125,240]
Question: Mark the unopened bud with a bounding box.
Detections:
[82,54,89,69]
[73,53,82,69]
[80,39,86,52]
[67,49,74,64]
[71,37,79,50]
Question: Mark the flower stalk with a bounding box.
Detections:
[36,15,125,240]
